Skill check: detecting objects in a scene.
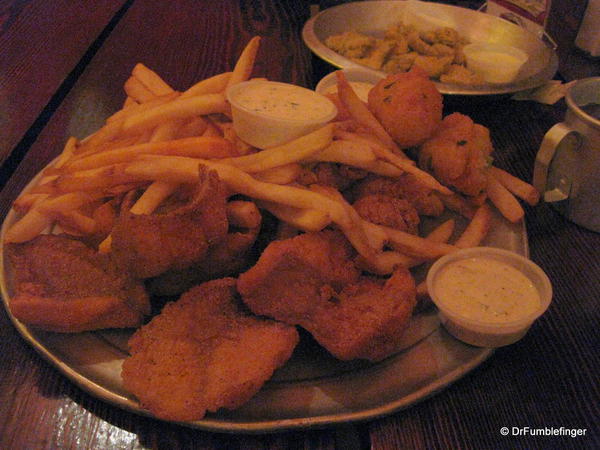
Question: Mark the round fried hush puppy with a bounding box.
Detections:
[367,67,442,148]
[419,112,493,196]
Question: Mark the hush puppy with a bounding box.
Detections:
[368,67,442,148]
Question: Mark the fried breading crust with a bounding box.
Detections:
[6,234,149,332]
[368,67,442,148]
[237,231,417,361]
[111,167,228,279]
[121,278,299,421]
[307,268,416,361]
[237,231,361,324]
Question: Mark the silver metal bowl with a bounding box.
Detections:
[302,1,558,95]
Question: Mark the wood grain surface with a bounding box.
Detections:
[0,0,128,168]
[1,1,599,449]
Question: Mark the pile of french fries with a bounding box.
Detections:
[4,36,539,284]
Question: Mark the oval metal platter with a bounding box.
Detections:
[303,1,559,96]
[1,181,528,433]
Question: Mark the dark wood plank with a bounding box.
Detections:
[0,0,128,167]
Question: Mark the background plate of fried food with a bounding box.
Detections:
[0,36,535,432]
[303,0,558,96]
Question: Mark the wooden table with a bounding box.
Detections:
[1,1,598,448]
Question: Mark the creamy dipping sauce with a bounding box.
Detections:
[434,257,541,323]
[471,51,523,68]
[232,81,335,121]
[323,81,374,102]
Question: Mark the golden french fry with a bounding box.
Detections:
[364,160,404,177]
[454,203,492,248]
[4,209,53,243]
[223,123,334,172]
[60,136,235,172]
[149,119,185,142]
[312,184,383,270]
[132,63,174,96]
[69,135,143,164]
[216,121,253,155]
[339,130,451,194]
[39,136,79,184]
[124,76,156,103]
[489,166,540,206]
[12,193,48,214]
[311,139,377,166]
[308,183,386,249]
[31,164,143,195]
[175,116,209,138]
[5,192,96,243]
[75,120,124,155]
[257,200,331,232]
[436,192,476,219]
[36,192,97,216]
[362,219,457,259]
[180,72,232,99]
[107,92,180,124]
[124,156,356,233]
[226,37,261,89]
[53,210,96,236]
[121,93,228,134]
[389,219,456,267]
[252,163,302,185]
[336,71,403,155]
[129,180,178,215]
[486,175,524,223]
[202,119,223,137]
[226,200,262,229]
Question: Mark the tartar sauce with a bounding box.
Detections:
[232,81,335,121]
[434,257,540,323]
[474,51,522,68]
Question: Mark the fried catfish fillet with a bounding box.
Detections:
[237,230,361,324]
[6,234,149,333]
[237,231,417,361]
[111,167,228,279]
[121,278,299,422]
[147,226,262,297]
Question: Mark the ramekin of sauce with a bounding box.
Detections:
[426,247,552,347]
[226,80,337,149]
[463,43,528,84]
[315,68,385,102]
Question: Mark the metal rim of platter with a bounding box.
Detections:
[302,0,559,96]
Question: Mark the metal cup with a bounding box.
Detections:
[534,77,600,231]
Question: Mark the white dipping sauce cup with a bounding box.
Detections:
[426,247,552,347]
[463,43,528,84]
[315,68,385,102]
[226,80,337,149]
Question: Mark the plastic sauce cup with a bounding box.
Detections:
[315,68,385,102]
[226,80,337,149]
[463,43,528,84]
[426,247,552,347]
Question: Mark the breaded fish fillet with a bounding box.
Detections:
[6,234,150,333]
[237,230,361,324]
[111,167,228,279]
[121,278,298,422]
[237,231,416,361]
